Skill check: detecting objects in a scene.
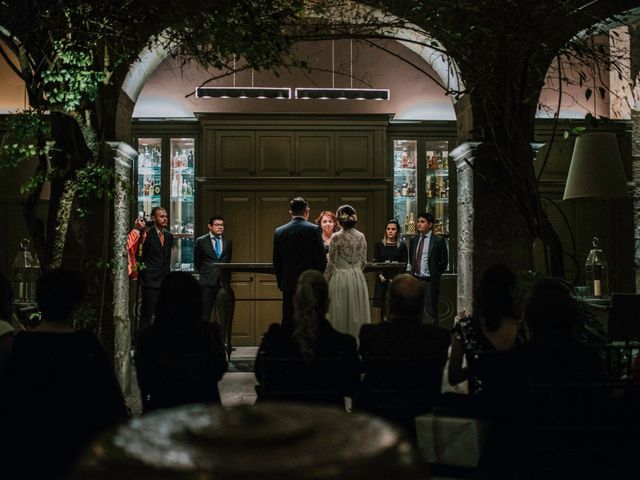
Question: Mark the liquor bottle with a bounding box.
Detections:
[407,179,415,197]
[394,186,400,197]
[171,176,178,197]
[406,211,416,234]
[401,182,408,197]
[442,151,448,169]
[187,149,194,168]
[401,148,409,168]
[154,181,161,195]
[181,180,187,196]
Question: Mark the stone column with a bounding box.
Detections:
[107,141,136,393]
[451,141,534,315]
[632,108,640,293]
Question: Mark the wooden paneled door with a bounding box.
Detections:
[204,188,379,345]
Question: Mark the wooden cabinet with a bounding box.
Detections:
[200,114,387,178]
[335,131,374,176]
[215,131,255,177]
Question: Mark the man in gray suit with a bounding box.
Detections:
[408,212,448,325]
[273,197,327,327]
[194,214,232,323]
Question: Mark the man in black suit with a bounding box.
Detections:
[137,206,173,330]
[194,214,232,323]
[358,275,450,427]
[273,197,327,327]
[408,212,448,325]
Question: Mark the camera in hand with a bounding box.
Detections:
[138,211,154,229]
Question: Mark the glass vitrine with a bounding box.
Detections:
[169,138,196,271]
[392,140,418,235]
[136,138,162,218]
[392,138,451,254]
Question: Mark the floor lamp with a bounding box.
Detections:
[563,132,630,299]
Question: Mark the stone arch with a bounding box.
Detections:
[117,8,465,129]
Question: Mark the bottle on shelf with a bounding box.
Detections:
[401,147,409,168]
[154,181,161,195]
[171,175,178,197]
[187,149,194,168]
[181,179,188,196]
[401,181,408,197]
[407,179,415,197]
[406,211,416,234]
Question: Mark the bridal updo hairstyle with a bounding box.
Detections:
[336,204,357,229]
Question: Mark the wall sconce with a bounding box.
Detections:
[294,88,390,100]
[196,87,291,100]
[563,132,630,200]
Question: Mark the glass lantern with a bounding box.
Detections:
[11,238,40,303]
[585,236,608,299]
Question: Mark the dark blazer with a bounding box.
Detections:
[359,321,450,360]
[408,232,448,278]
[358,321,451,411]
[255,319,360,397]
[273,217,327,294]
[139,228,173,288]
[194,234,232,286]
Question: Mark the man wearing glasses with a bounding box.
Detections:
[195,215,233,323]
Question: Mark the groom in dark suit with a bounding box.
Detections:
[194,214,232,323]
[137,206,173,330]
[273,197,327,327]
[409,212,448,325]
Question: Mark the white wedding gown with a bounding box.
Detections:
[325,228,371,337]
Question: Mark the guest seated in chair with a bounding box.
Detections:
[136,272,228,412]
[255,270,360,408]
[0,269,128,480]
[478,278,608,479]
[357,274,450,430]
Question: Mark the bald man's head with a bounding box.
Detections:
[387,274,425,323]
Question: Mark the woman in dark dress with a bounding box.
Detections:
[448,264,525,395]
[135,271,228,412]
[372,219,408,320]
[255,269,360,408]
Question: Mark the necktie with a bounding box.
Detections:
[158,230,164,247]
[415,235,425,276]
[214,237,222,257]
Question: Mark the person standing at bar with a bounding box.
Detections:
[409,212,448,325]
[273,197,326,328]
[137,206,173,330]
[194,214,232,322]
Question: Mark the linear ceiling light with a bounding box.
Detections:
[196,87,291,100]
[294,88,390,100]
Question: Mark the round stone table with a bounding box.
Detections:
[70,402,423,479]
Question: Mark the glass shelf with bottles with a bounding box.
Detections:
[393,139,418,233]
[137,138,162,216]
[424,141,450,235]
[169,138,196,272]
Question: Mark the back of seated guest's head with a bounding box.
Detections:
[293,270,329,356]
[474,263,518,331]
[386,275,425,324]
[36,269,86,323]
[524,279,579,342]
[155,271,202,331]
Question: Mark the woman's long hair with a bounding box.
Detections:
[292,270,329,357]
[473,263,518,332]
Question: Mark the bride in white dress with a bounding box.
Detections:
[325,205,371,336]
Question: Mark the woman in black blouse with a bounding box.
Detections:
[372,219,408,320]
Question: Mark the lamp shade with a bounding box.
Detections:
[563,132,629,200]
